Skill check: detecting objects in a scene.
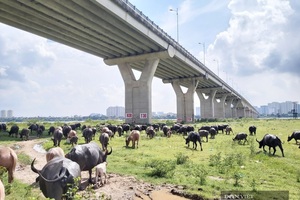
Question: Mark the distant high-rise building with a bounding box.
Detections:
[7,110,13,117]
[1,110,7,118]
[106,106,125,118]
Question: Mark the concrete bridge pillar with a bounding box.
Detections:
[214,94,227,119]
[172,79,198,123]
[118,58,159,124]
[235,100,245,118]
[196,89,217,119]
[225,97,234,118]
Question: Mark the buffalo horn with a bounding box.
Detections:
[38,163,67,183]
[106,147,112,155]
[31,158,40,174]
[256,138,259,143]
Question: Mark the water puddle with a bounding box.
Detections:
[33,143,47,153]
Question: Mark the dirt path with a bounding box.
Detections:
[10,138,192,200]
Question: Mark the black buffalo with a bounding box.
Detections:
[65,142,112,183]
[20,128,30,141]
[48,126,55,135]
[8,125,19,137]
[233,132,248,144]
[83,127,93,143]
[31,157,81,200]
[287,131,300,144]
[52,127,63,147]
[184,132,203,151]
[198,130,209,142]
[249,126,257,136]
[256,134,284,157]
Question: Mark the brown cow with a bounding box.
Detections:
[0,147,18,183]
[0,179,4,200]
[46,147,65,162]
[126,130,140,149]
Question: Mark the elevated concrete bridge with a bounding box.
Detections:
[0,0,258,123]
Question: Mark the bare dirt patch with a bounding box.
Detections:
[10,139,196,200]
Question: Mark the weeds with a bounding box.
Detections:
[145,159,175,178]
[175,152,189,165]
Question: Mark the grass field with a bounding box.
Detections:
[1,118,300,199]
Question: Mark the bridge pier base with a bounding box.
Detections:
[214,94,227,119]
[225,98,234,118]
[196,89,217,119]
[172,79,198,123]
[118,58,159,124]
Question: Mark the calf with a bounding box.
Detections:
[126,130,140,149]
[94,162,107,188]
[225,126,233,135]
[46,147,65,162]
[233,132,248,144]
[99,132,110,151]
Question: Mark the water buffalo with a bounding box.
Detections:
[233,132,248,144]
[256,134,284,157]
[126,130,140,149]
[162,125,170,137]
[218,124,228,134]
[48,126,55,135]
[209,127,217,139]
[46,147,65,162]
[8,125,19,137]
[146,126,155,139]
[65,142,112,183]
[20,128,30,141]
[117,125,123,137]
[52,127,63,147]
[249,126,257,136]
[0,179,4,200]
[0,147,18,183]
[94,161,107,188]
[31,157,81,200]
[83,127,93,143]
[62,125,72,138]
[225,126,233,135]
[287,131,300,144]
[28,123,38,134]
[184,131,203,151]
[99,132,110,151]
[198,130,209,142]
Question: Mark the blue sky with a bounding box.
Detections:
[0,0,300,117]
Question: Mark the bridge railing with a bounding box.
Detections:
[115,0,215,74]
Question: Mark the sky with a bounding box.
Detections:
[0,0,300,117]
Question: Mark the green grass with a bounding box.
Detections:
[0,118,300,199]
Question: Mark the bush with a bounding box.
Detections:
[145,159,175,178]
[175,152,189,165]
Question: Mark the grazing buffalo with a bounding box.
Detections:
[48,126,55,135]
[199,125,211,132]
[218,124,228,134]
[83,127,93,143]
[0,123,7,132]
[287,131,300,144]
[256,134,284,157]
[162,125,170,137]
[198,130,209,142]
[233,133,248,144]
[46,147,65,162]
[249,126,257,136]
[52,127,63,147]
[62,125,72,138]
[0,179,4,200]
[117,125,123,137]
[209,127,217,139]
[184,131,203,151]
[146,126,155,139]
[126,130,140,149]
[8,125,19,137]
[99,132,110,151]
[20,128,30,141]
[28,124,38,134]
[0,147,18,183]
[225,126,233,135]
[31,157,81,200]
[65,142,112,183]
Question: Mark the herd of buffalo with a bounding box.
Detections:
[0,122,299,199]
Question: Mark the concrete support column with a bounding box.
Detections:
[172,79,198,123]
[235,100,245,118]
[118,58,159,124]
[214,95,227,119]
[225,98,234,118]
[196,89,217,119]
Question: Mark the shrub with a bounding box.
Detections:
[209,152,221,167]
[145,159,175,178]
[175,152,189,165]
